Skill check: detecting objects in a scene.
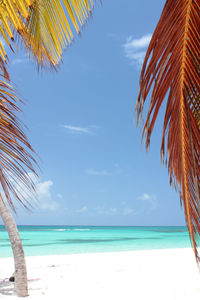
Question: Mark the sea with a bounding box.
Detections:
[0,226,192,258]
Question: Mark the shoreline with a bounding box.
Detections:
[0,248,200,299]
[0,245,192,259]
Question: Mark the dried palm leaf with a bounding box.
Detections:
[0,68,37,212]
[136,0,200,262]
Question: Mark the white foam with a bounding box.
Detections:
[73,229,91,231]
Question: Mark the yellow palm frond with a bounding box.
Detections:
[22,0,94,67]
[136,0,200,262]
[0,0,94,67]
[0,0,32,60]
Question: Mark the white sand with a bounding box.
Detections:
[0,249,200,299]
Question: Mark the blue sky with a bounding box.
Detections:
[1,0,186,225]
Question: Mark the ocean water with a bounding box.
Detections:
[0,226,191,258]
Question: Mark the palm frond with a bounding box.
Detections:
[0,71,37,212]
[136,0,200,261]
[0,0,32,61]
[21,0,94,67]
[0,0,94,67]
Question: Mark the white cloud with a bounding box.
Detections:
[126,51,147,65]
[139,193,150,201]
[35,180,60,211]
[95,206,117,215]
[85,168,110,176]
[86,164,121,176]
[39,200,59,211]
[57,193,63,199]
[125,34,152,49]
[138,193,158,211]
[123,34,152,66]
[123,208,134,215]
[63,125,91,134]
[37,180,53,198]
[74,206,88,214]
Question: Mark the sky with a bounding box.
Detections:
[0,0,187,226]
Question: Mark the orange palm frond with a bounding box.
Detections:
[0,72,37,212]
[136,0,200,262]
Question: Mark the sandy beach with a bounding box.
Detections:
[0,248,200,299]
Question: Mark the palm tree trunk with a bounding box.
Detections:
[0,200,28,297]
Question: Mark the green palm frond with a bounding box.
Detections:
[136,0,200,262]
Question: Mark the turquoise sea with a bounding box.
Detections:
[0,226,191,258]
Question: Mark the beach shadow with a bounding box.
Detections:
[0,279,14,295]
[0,278,41,295]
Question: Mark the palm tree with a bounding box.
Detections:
[2,0,199,296]
[136,0,200,262]
[0,0,93,296]
[0,73,37,297]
